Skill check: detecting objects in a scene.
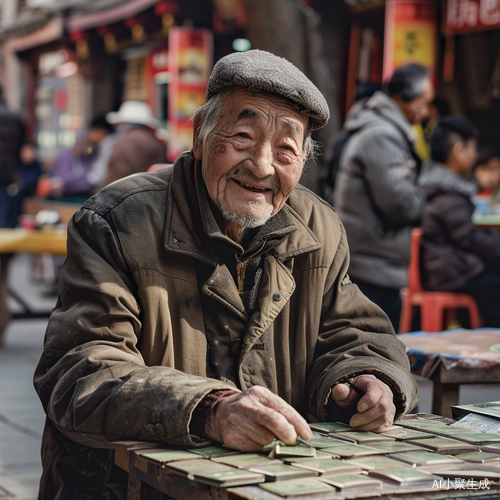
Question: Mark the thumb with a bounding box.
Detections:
[331,383,353,402]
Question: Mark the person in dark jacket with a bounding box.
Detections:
[0,86,25,227]
[419,116,500,327]
[333,64,432,331]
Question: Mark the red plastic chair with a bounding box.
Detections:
[399,228,482,333]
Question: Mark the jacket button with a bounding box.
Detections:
[230,339,242,357]
[156,424,166,436]
[273,292,282,301]
[145,424,157,436]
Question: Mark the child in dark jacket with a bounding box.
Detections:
[418,116,500,327]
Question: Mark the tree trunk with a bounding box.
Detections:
[242,0,339,194]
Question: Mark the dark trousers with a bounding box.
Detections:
[354,279,401,333]
[0,181,20,228]
[457,269,500,327]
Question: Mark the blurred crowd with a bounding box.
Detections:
[323,63,500,332]
[0,92,167,228]
[1,62,499,332]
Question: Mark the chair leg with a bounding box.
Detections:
[467,302,482,329]
[399,291,414,333]
[421,298,444,333]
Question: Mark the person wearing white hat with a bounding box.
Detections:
[99,100,167,188]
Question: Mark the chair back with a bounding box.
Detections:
[408,228,424,292]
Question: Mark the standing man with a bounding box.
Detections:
[99,101,167,188]
[332,63,433,331]
[0,86,25,228]
[34,51,418,500]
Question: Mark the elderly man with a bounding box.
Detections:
[34,50,418,500]
[332,63,433,332]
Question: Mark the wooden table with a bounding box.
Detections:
[426,360,500,419]
[114,414,500,500]
[397,330,500,418]
[0,228,67,347]
[473,214,500,230]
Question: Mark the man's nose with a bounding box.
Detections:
[250,140,275,177]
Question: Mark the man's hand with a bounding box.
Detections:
[205,386,312,451]
[330,374,395,432]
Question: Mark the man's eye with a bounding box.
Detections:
[237,132,251,139]
[281,145,295,152]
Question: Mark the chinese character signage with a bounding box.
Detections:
[383,0,437,82]
[167,28,213,161]
[444,0,500,34]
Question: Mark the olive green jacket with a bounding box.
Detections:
[34,151,418,499]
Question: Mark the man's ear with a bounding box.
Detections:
[452,140,465,159]
[304,143,311,164]
[192,115,203,160]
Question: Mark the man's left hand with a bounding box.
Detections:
[330,374,395,432]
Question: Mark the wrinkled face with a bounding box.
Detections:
[475,157,500,190]
[194,89,309,234]
[396,78,435,125]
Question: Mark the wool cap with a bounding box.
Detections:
[206,50,330,130]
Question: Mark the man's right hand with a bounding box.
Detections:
[205,385,312,451]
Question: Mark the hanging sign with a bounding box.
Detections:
[444,0,500,34]
[167,28,212,162]
[383,0,437,81]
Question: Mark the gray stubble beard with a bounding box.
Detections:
[217,203,273,230]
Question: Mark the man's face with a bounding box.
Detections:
[194,88,309,237]
[396,78,435,125]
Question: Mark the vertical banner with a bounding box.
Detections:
[383,0,437,82]
[167,28,213,162]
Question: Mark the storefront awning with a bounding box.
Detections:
[68,0,161,32]
[0,8,53,41]
[2,17,63,53]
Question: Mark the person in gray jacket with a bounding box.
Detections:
[332,64,432,331]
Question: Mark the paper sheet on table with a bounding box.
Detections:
[397,329,500,374]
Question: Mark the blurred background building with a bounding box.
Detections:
[0,0,499,193]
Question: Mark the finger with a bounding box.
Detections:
[249,387,312,442]
[211,392,277,449]
[350,397,396,430]
[248,399,307,445]
[350,414,394,432]
[222,420,277,451]
[351,376,385,413]
[331,383,352,402]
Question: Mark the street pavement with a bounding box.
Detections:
[0,253,499,500]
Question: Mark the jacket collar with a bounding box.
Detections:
[345,91,416,144]
[418,160,476,197]
[164,151,320,264]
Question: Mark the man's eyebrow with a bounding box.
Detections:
[236,109,258,121]
[283,120,302,137]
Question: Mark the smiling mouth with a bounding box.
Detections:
[234,179,270,192]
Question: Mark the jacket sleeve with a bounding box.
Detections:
[306,221,419,421]
[436,194,500,273]
[356,127,425,228]
[34,208,236,449]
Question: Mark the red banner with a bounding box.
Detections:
[444,0,500,34]
[167,28,213,162]
[383,0,437,82]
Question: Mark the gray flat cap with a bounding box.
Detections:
[206,50,330,130]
